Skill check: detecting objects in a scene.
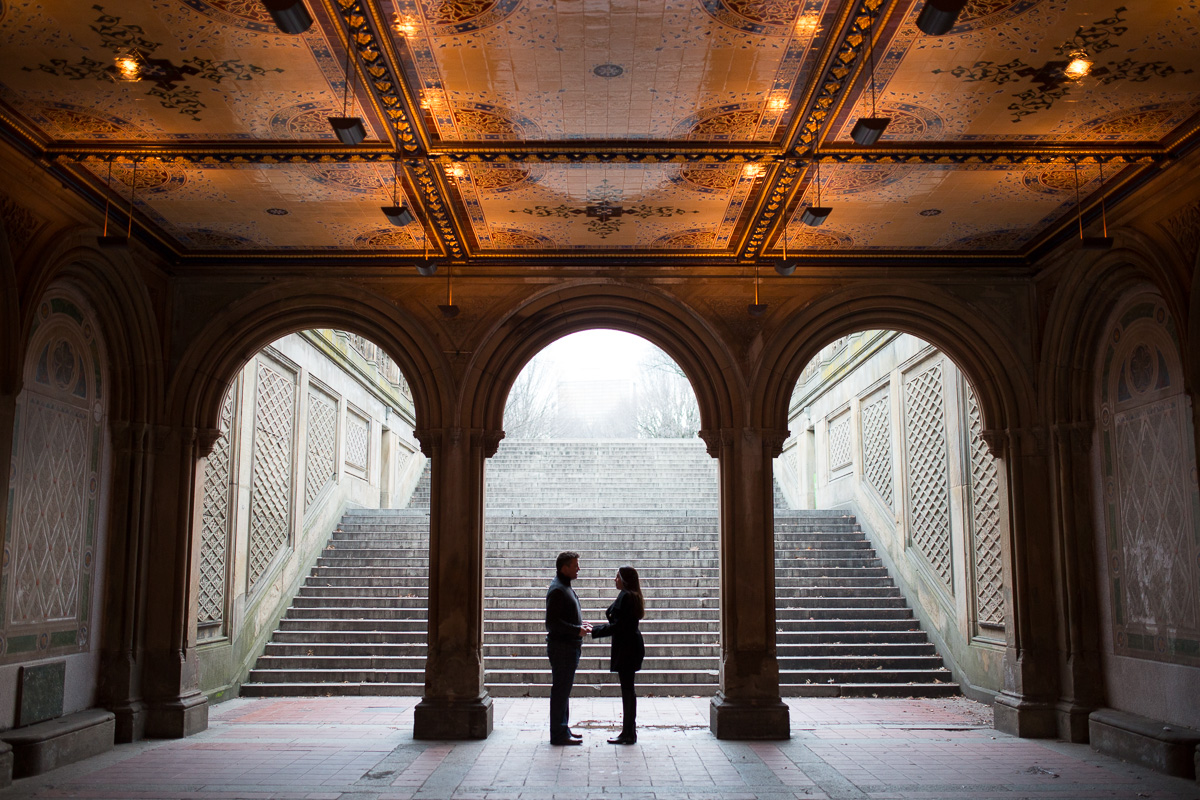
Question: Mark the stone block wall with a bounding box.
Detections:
[780,331,1007,701]
[194,331,422,701]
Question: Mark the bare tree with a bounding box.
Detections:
[503,355,562,439]
[636,348,701,438]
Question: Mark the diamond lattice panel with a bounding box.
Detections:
[1114,398,1198,630]
[904,362,953,592]
[345,412,369,471]
[966,386,1004,628]
[305,388,337,508]
[248,361,295,589]
[861,393,893,510]
[828,414,851,471]
[197,389,235,626]
[11,395,88,624]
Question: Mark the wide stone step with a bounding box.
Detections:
[270,631,427,645]
[780,668,953,684]
[776,596,907,609]
[781,683,960,698]
[299,583,428,594]
[775,586,903,598]
[285,607,428,620]
[485,607,718,620]
[486,682,717,697]
[246,669,425,684]
[777,607,913,621]
[485,631,719,645]
[781,619,923,632]
[279,619,426,632]
[484,668,718,686]
[482,643,716,657]
[776,557,883,568]
[241,682,423,697]
[255,655,426,670]
[778,642,937,657]
[485,587,717,599]
[484,619,718,633]
[778,630,930,644]
[484,656,717,670]
[291,596,427,609]
[778,655,947,670]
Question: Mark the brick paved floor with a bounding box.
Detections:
[7,697,1198,799]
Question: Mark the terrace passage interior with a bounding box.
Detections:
[1,0,1200,789]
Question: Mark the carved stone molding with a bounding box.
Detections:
[982,426,1048,459]
[196,427,222,457]
[1051,421,1095,455]
[472,429,505,458]
[698,428,735,457]
[1161,199,1200,266]
[761,428,790,458]
[413,427,437,457]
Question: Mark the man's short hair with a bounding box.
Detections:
[556,551,580,572]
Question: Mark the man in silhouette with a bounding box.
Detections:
[546,550,590,745]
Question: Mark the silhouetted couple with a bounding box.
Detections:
[544,551,645,745]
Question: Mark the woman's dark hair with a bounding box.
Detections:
[618,565,645,619]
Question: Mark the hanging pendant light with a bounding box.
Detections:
[748,262,768,317]
[1074,158,1114,251]
[775,218,797,276]
[417,234,438,276]
[97,158,133,247]
[916,0,966,36]
[851,12,890,146]
[437,262,459,317]
[265,0,313,34]
[382,157,414,225]
[801,158,832,226]
[328,42,366,144]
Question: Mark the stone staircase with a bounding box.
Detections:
[776,511,958,696]
[242,439,956,698]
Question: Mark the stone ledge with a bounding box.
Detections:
[0,709,115,779]
[1089,708,1200,779]
[0,740,12,789]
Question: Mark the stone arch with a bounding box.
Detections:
[465,282,742,437]
[754,284,1036,439]
[168,281,451,442]
[18,230,162,425]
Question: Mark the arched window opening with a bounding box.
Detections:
[482,330,716,698]
[195,330,425,699]
[775,330,1009,700]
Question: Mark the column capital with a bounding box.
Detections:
[697,427,790,458]
[1050,420,1094,455]
[981,425,1048,459]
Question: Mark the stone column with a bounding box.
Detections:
[986,427,1061,738]
[702,427,790,739]
[411,426,499,739]
[140,425,209,738]
[1047,421,1103,742]
[97,421,153,742]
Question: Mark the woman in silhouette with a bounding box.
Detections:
[590,564,646,744]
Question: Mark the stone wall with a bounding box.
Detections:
[780,331,1007,701]
[194,331,422,702]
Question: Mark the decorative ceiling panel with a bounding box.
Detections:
[777,161,1106,251]
[460,161,756,249]
[388,0,837,141]
[833,1,1200,144]
[78,160,423,250]
[0,2,384,141]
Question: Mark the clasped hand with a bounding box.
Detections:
[579,621,593,636]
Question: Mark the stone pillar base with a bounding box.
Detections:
[993,692,1056,738]
[413,696,493,740]
[145,692,208,739]
[109,699,147,743]
[710,694,790,740]
[1056,700,1093,743]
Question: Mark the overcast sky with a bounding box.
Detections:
[535,329,658,383]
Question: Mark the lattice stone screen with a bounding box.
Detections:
[966,387,1004,629]
[828,413,852,471]
[861,392,893,509]
[345,410,369,471]
[198,389,235,628]
[904,362,953,591]
[248,359,296,590]
[305,387,338,508]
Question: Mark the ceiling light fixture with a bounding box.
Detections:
[776,219,797,276]
[851,12,890,146]
[111,49,144,82]
[800,158,831,226]
[382,157,414,226]
[1073,158,1113,250]
[1064,52,1093,81]
[264,0,313,34]
[392,14,417,37]
[438,262,459,317]
[748,262,768,317]
[328,42,366,145]
[916,0,966,36]
[417,235,438,276]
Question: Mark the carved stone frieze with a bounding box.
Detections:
[1160,199,1200,266]
[0,193,45,255]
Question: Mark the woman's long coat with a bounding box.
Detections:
[590,590,645,673]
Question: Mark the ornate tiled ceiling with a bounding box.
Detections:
[0,0,1197,263]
